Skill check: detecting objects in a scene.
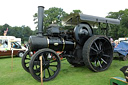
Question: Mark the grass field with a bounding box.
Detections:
[0,56,127,85]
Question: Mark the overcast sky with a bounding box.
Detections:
[0,0,127,30]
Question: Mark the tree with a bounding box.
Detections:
[106,9,128,39]
[0,24,35,43]
[33,7,68,31]
[70,10,82,14]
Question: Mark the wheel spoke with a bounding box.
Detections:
[41,53,45,61]
[49,60,57,63]
[99,42,102,50]
[103,54,110,58]
[47,68,51,77]
[49,65,57,67]
[49,67,55,73]
[94,42,99,50]
[101,58,107,64]
[94,60,97,66]
[98,60,102,68]
[43,69,46,78]
[91,47,98,52]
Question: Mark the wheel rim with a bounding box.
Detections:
[29,49,61,82]
[89,37,113,71]
[22,50,31,72]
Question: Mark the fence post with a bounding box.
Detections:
[11,47,13,71]
[39,56,43,85]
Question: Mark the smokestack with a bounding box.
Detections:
[38,6,44,36]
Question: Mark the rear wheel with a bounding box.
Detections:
[83,35,113,72]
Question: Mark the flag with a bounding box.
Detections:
[3,28,8,36]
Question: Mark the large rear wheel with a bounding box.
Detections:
[83,35,113,72]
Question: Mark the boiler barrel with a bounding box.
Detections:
[29,36,75,51]
[29,36,48,51]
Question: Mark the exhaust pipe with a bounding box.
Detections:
[38,6,44,36]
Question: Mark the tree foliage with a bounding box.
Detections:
[0,7,83,44]
[33,7,83,31]
[33,7,68,31]
[106,9,128,39]
[70,10,82,14]
[0,24,34,43]
[2,7,127,44]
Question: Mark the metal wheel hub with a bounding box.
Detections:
[97,50,103,57]
[44,61,50,68]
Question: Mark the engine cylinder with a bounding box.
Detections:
[29,36,75,51]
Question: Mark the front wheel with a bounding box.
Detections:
[29,48,61,82]
[83,35,113,72]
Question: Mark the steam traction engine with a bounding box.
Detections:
[22,6,120,82]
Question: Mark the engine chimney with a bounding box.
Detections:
[38,6,44,36]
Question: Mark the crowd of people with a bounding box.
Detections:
[110,37,128,49]
[110,38,119,48]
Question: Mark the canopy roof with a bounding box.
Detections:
[62,13,120,25]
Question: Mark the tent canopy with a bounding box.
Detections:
[114,41,128,56]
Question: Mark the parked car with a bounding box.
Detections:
[0,36,26,57]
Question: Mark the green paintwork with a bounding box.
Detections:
[110,77,128,85]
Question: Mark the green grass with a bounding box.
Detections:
[0,56,127,85]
